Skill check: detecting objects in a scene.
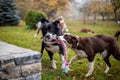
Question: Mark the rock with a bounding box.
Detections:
[26,73,41,80]
[0,41,42,80]
[14,52,41,65]
[0,66,21,79]
[21,62,41,77]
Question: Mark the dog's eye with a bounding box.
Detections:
[48,26,51,30]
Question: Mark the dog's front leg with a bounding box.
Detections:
[69,55,79,66]
[60,54,70,73]
[47,50,57,69]
[61,54,65,69]
[85,61,94,77]
[51,59,57,69]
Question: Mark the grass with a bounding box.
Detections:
[0,20,120,80]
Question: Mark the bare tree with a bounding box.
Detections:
[111,0,120,22]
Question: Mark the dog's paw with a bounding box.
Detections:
[52,64,57,69]
[85,73,91,78]
[52,60,57,69]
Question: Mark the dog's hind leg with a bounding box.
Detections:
[69,55,79,66]
[46,50,57,69]
[102,50,111,74]
[85,60,95,77]
[103,57,111,74]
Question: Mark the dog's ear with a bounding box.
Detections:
[37,18,49,23]
[71,36,79,48]
[53,20,60,26]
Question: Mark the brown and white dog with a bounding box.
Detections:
[63,32,120,77]
[56,16,69,33]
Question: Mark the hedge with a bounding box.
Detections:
[24,10,46,29]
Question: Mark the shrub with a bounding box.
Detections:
[24,10,46,29]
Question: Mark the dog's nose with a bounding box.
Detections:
[46,34,50,38]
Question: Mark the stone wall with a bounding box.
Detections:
[0,41,42,80]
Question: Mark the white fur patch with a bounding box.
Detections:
[36,22,42,28]
[46,45,60,53]
[104,64,110,74]
[75,50,88,58]
[60,19,64,23]
[101,50,108,58]
[85,61,94,77]
[52,59,57,69]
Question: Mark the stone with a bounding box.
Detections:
[2,62,16,74]
[9,77,25,80]
[21,62,41,77]
[26,73,41,80]
[0,41,42,80]
[14,52,41,65]
[0,66,21,79]
[0,55,14,65]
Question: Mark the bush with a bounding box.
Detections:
[24,10,46,29]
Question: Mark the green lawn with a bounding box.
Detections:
[0,20,120,80]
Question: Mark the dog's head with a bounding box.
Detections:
[64,34,79,48]
[44,20,62,42]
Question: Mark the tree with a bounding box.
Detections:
[14,0,34,19]
[90,0,113,21]
[111,0,120,22]
[79,2,91,24]
[14,0,72,20]
[0,0,20,26]
[33,0,72,19]
[79,0,114,23]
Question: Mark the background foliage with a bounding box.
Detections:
[0,0,20,26]
[24,10,46,29]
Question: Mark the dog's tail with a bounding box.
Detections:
[114,30,120,41]
[112,31,120,60]
[112,46,120,61]
[34,18,49,37]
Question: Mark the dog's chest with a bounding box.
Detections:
[75,49,88,58]
[45,45,60,53]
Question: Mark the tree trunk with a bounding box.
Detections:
[114,8,118,22]
[93,14,96,24]
[102,15,105,21]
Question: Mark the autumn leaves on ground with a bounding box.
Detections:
[0,20,120,80]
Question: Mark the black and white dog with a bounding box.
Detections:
[34,18,69,71]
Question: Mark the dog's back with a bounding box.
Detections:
[96,34,120,60]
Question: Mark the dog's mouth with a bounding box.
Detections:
[43,34,57,44]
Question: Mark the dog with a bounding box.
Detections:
[63,32,120,77]
[34,18,69,72]
[80,28,95,34]
[55,16,69,33]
